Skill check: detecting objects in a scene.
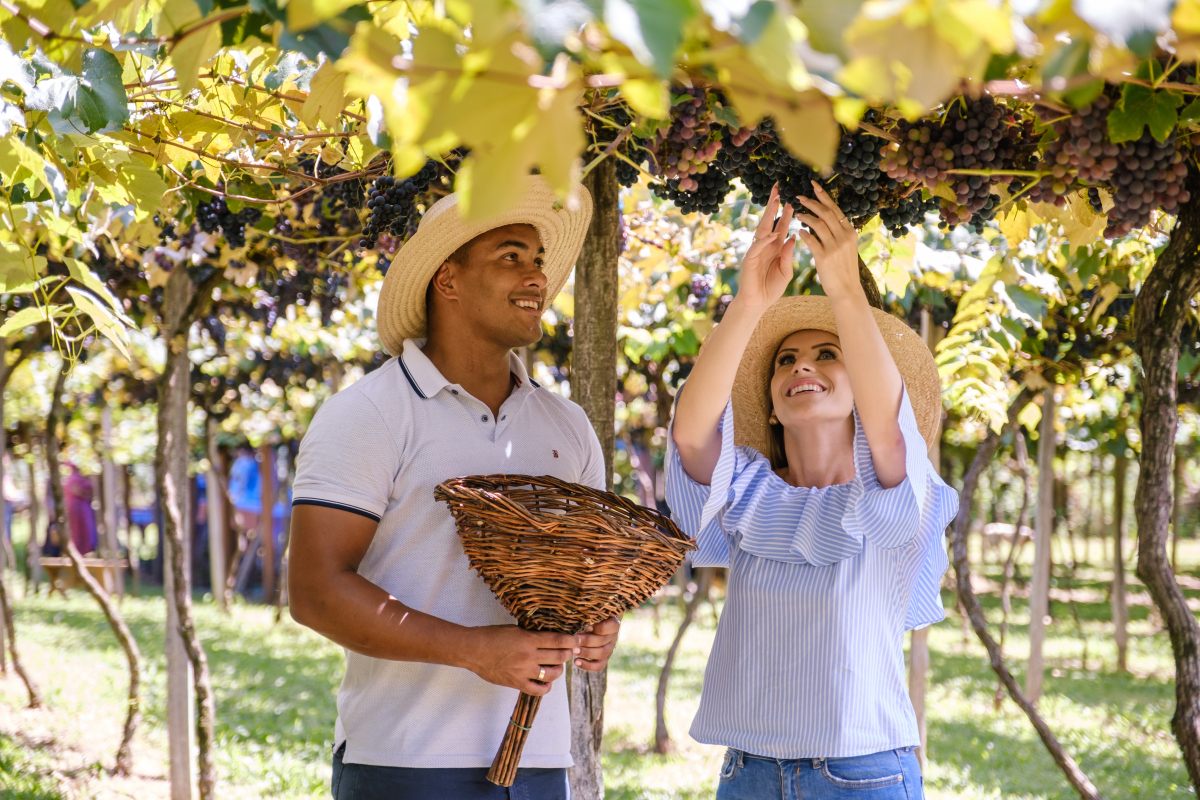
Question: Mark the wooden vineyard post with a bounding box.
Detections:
[1026,386,1056,704]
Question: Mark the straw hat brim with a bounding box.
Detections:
[731,295,943,454]
[376,175,593,355]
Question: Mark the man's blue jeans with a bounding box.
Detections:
[331,742,569,799]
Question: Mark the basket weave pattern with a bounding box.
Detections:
[434,474,695,785]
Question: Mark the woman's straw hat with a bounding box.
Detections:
[376,175,593,355]
[731,295,943,454]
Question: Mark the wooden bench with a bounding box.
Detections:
[38,557,129,598]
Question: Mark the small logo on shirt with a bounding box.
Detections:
[552,450,560,459]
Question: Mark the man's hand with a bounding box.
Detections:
[464,625,580,695]
[573,616,620,672]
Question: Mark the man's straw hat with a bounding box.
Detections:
[376,175,593,355]
[731,295,943,455]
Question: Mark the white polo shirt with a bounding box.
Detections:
[292,339,606,768]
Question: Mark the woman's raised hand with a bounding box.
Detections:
[736,184,797,311]
[795,182,862,301]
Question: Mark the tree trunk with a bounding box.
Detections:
[1026,386,1056,705]
[0,336,9,673]
[1173,444,1185,572]
[0,337,39,704]
[951,388,1101,799]
[567,159,620,800]
[100,408,123,596]
[46,361,143,775]
[205,420,228,613]
[654,569,712,754]
[156,268,217,800]
[258,444,276,604]
[909,308,942,757]
[1132,170,1200,795]
[1113,452,1129,674]
[25,453,43,594]
[995,429,1031,710]
[274,445,295,624]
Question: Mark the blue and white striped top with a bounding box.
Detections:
[665,388,959,759]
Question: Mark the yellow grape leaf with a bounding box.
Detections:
[171,19,222,94]
[341,23,454,146]
[118,160,169,221]
[158,0,202,35]
[746,9,811,92]
[997,205,1031,245]
[620,78,668,119]
[1090,281,1122,322]
[0,241,37,291]
[727,83,839,170]
[1032,192,1105,244]
[301,61,347,128]
[1175,1,1200,61]
[287,0,361,31]
[843,3,991,110]
[0,136,55,197]
[534,84,586,197]
[66,286,132,359]
[455,153,528,220]
[882,259,911,296]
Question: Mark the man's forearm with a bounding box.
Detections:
[292,569,480,670]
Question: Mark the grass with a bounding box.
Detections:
[0,518,1195,799]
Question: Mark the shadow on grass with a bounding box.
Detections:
[11,596,343,759]
[0,732,66,800]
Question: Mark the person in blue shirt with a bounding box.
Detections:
[667,183,959,799]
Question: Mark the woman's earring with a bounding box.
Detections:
[768,413,779,425]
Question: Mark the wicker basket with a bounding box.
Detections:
[434,474,695,786]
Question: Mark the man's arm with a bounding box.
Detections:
[288,504,580,695]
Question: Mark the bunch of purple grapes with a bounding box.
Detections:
[881,95,1034,227]
[361,158,447,248]
[647,87,724,192]
[196,198,261,248]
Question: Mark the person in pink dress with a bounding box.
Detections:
[63,463,98,555]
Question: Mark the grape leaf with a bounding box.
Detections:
[603,0,696,79]
[1109,82,1181,143]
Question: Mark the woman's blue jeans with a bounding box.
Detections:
[716,746,924,799]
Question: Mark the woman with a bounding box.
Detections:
[667,183,958,799]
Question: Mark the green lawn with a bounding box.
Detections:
[0,525,1194,798]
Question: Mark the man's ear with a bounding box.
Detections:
[428,261,459,302]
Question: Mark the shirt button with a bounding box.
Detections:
[450,389,459,395]
[501,415,506,421]
[481,415,489,422]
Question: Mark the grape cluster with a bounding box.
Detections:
[647,87,724,191]
[655,169,734,215]
[361,158,447,248]
[881,96,1034,226]
[1104,133,1190,237]
[1024,89,1191,235]
[1028,94,1119,204]
[687,273,714,309]
[831,129,887,222]
[196,198,261,248]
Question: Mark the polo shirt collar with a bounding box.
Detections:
[399,339,537,400]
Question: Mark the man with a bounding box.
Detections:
[289,175,620,799]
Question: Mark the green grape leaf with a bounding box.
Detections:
[603,0,696,79]
[80,48,129,132]
[1110,82,1182,143]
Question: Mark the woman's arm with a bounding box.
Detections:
[672,186,796,485]
[794,182,907,488]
